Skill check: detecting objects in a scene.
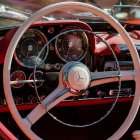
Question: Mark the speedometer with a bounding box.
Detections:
[14,29,48,68]
[55,26,89,62]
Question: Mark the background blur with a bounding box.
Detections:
[0,0,137,13]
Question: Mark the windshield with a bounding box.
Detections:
[0,0,120,12]
[0,0,139,27]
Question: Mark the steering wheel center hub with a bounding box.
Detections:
[73,70,87,85]
[62,62,91,93]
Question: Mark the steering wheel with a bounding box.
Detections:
[3,2,140,140]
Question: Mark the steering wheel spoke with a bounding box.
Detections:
[90,70,135,87]
[10,79,44,85]
[24,86,73,127]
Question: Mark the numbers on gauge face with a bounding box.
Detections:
[55,26,89,62]
[14,29,48,68]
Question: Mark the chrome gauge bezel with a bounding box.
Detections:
[55,26,89,62]
[14,29,49,68]
[28,71,43,88]
[10,70,26,88]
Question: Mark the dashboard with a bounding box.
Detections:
[1,1,140,139]
[0,20,139,112]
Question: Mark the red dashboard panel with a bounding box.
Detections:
[0,27,18,64]
[0,20,140,63]
[0,96,133,112]
[0,20,94,64]
[94,31,140,55]
[0,20,138,113]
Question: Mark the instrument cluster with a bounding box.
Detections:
[55,26,89,62]
[13,25,89,69]
[14,29,48,68]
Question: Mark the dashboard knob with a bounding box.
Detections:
[54,63,60,70]
[14,97,23,104]
[28,95,38,103]
[96,90,105,98]
[44,63,51,70]
[0,99,7,106]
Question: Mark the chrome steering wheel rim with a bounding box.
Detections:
[3,2,140,140]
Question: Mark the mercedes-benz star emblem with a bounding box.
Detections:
[63,62,91,91]
[74,70,87,85]
[77,71,85,81]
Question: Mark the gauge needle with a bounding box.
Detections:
[27,48,30,57]
[27,50,30,57]
[66,41,73,59]
[27,45,33,57]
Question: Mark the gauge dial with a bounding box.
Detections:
[14,29,48,68]
[55,26,88,62]
[28,71,43,88]
[10,70,26,88]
